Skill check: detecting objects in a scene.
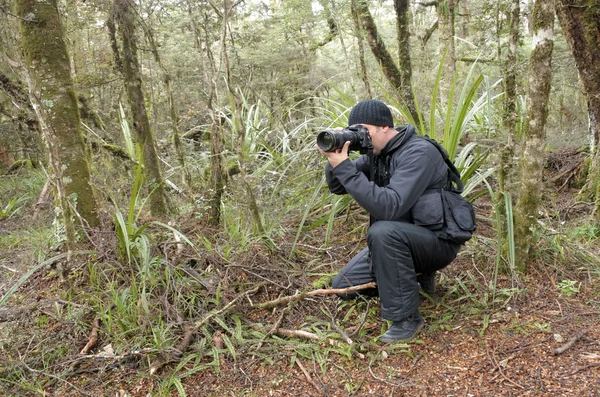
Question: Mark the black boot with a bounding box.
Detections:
[417,271,437,295]
[379,313,424,342]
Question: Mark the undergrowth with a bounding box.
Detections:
[0,85,599,395]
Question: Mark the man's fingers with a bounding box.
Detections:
[342,141,351,154]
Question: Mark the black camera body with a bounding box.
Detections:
[316,124,372,154]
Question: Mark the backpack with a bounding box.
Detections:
[412,135,477,245]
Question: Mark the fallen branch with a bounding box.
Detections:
[553,327,591,355]
[251,282,376,310]
[80,314,100,354]
[295,359,322,394]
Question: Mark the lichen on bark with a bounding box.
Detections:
[514,0,554,272]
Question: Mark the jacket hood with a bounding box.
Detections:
[379,124,416,157]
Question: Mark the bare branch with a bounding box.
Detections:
[251,282,377,310]
[553,327,591,355]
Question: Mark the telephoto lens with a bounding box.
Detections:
[316,124,370,153]
[316,130,343,152]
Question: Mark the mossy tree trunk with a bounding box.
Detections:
[143,24,191,189]
[514,0,554,272]
[350,0,372,99]
[503,0,521,135]
[393,0,419,124]
[16,0,99,240]
[355,0,418,122]
[0,72,43,165]
[188,1,225,226]
[113,0,170,217]
[221,0,266,235]
[555,0,600,220]
[437,0,456,103]
[496,0,521,268]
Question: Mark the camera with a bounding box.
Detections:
[316,124,371,154]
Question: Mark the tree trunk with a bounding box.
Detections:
[393,0,419,124]
[555,0,600,219]
[354,1,406,101]
[189,2,226,226]
[16,0,99,237]
[350,0,372,99]
[496,0,521,266]
[437,0,456,103]
[113,0,169,216]
[221,0,266,235]
[502,0,520,136]
[143,24,191,189]
[514,0,554,272]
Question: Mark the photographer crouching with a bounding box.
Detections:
[316,99,467,342]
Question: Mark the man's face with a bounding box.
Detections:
[361,124,389,155]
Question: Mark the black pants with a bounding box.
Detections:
[332,221,460,321]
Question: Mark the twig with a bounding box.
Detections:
[560,362,600,378]
[255,308,287,352]
[485,343,525,389]
[0,5,37,22]
[19,360,92,396]
[295,359,322,394]
[367,345,410,387]
[323,304,353,344]
[251,282,376,310]
[275,328,354,350]
[553,327,591,355]
[276,328,321,341]
[80,314,100,354]
[195,283,264,329]
[348,299,371,338]
[0,265,17,273]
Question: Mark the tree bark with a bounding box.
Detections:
[350,0,372,99]
[436,0,456,103]
[393,0,419,124]
[555,0,600,219]
[502,0,520,136]
[113,0,170,216]
[16,0,99,234]
[514,0,554,272]
[497,0,521,265]
[354,1,404,97]
[142,24,191,189]
[221,0,265,235]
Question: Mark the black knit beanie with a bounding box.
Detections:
[347,99,394,127]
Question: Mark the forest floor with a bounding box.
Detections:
[0,149,599,397]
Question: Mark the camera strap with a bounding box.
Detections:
[368,146,375,183]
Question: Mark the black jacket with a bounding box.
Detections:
[325,125,448,223]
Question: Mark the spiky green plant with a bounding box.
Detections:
[381,55,501,195]
[0,195,28,221]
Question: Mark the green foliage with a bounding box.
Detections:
[556,279,580,297]
[382,57,500,198]
[119,102,135,159]
[0,195,28,221]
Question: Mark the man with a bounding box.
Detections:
[316,99,461,342]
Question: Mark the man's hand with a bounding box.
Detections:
[316,141,351,168]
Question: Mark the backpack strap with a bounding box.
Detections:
[421,135,464,194]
